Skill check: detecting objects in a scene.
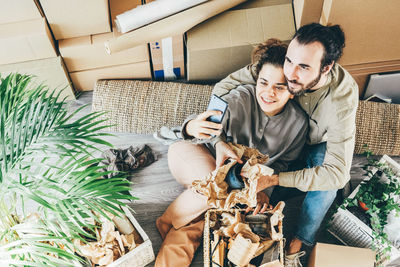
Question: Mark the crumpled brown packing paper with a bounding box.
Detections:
[208,206,284,267]
[192,143,273,209]
[73,211,141,266]
[228,233,260,266]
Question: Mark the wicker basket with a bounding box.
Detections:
[108,206,155,267]
[204,209,284,267]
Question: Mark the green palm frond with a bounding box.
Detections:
[0,73,136,265]
[1,220,83,266]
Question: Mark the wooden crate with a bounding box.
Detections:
[108,206,155,267]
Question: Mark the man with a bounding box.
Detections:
[213,23,359,266]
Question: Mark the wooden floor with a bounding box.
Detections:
[69,91,400,267]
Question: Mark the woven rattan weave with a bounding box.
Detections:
[92,80,213,134]
[354,100,400,155]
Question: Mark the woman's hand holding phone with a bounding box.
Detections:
[186,94,228,139]
[186,110,223,139]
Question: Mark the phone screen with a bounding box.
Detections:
[206,94,228,123]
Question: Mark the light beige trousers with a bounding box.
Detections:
[155,141,215,267]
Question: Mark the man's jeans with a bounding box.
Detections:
[269,142,337,246]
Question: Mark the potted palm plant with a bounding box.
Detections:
[0,73,136,265]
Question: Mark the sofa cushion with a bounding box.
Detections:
[354,100,400,155]
[92,80,213,134]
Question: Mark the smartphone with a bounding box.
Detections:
[206,94,228,123]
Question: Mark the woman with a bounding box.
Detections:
[155,39,308,267]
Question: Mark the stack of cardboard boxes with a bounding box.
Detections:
[0,0,74,100]
[0,0,185,95]
[44,0,185,91]
[1,0,399,99]
[45,0,151,92]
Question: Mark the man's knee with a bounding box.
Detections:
[302,190,337,217]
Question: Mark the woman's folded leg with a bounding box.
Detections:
[168,141,216,187]
[157,141,215,239]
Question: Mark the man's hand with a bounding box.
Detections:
[240,168,279,192]
[185,110,223,139]
[245,191,272,215]
[256,174,279,192]
[215,141,242,167]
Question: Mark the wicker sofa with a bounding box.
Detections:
[92,79,400,157]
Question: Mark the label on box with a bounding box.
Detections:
[150,35,185,80]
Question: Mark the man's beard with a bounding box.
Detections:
[286,71,322,96]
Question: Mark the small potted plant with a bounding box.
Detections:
[341,151,400,265]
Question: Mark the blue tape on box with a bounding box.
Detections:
[154,67,181,80]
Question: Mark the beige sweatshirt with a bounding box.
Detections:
[212,63,359,191]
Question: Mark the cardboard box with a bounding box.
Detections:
[293,0,324,30]
[0,18,57,65]
[61,0,151,92]
[0,0,43,24]
[187,0,295,82]
[344,60,400,96]
[58,0,149,72]
[145,0,185,81]
[149,35,185,80]
[39,0,111,40]
[320,0,400,65]
[0,57,75,100]
[307,243,375,267]
[59,33,149,72]
[110,0,142,23]
[69,62,151,92]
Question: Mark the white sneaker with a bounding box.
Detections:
[284,251,306,267]
[153,126,182,145]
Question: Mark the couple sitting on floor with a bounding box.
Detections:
[155,22,359,267]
